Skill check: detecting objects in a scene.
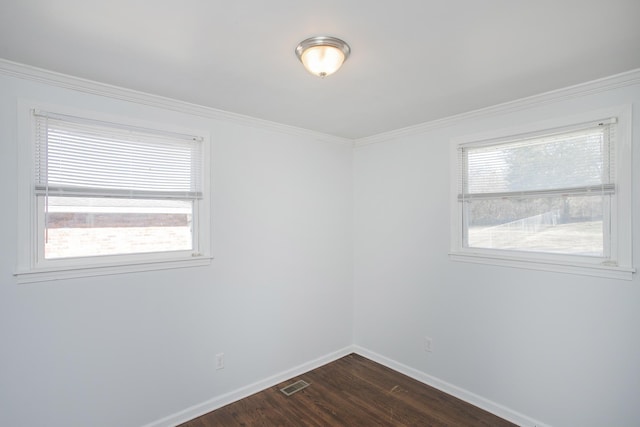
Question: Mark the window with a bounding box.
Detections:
[16,105,211,282]
[450,107,633,280]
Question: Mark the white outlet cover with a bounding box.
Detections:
[215,353,224,370]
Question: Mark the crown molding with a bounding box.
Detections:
[355,68,640,147]
[3,58,637,149]
[0,58,353,146]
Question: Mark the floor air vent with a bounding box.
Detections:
[280,380,310,396]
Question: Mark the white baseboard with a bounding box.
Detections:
[143,345,550,427]
[142,346,355,427]
[353,346,551,427]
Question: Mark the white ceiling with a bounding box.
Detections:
[1,1,639,139]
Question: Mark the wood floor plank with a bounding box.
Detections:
[341,355,502,426]
[179,354,516,426]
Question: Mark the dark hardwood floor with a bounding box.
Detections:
[179,353,516,426]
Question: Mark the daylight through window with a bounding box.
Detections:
[458,120,614,257]
[451,109,633,279]
[33,110,206,264]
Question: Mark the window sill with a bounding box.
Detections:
[449,251,635,281]
[14,256,213,284]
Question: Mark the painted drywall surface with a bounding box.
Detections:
[353,84,640,426]
[0,74,354,427]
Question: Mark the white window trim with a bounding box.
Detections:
[449,105,634,280]
[15,100,212,284]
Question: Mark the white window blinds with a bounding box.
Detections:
[34,110,204,200]
[458,119,615,201]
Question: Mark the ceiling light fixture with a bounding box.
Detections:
[295,36,351,78]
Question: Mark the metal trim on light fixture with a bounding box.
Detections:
[295,36,351,78]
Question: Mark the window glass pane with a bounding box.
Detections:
[465,195,605,256]
[43,197,193,259]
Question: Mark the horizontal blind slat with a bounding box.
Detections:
[34,112,204,199]
[458,184,615,201]
[34,110,203,142]
[35,185,202,200]
[459,121,614,197]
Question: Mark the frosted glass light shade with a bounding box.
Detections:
[300,45,345,77]
[295,36,350,78]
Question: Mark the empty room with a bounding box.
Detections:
[1,1,639,426]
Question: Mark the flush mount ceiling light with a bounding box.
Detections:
[295,36,351,78]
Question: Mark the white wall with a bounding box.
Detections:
[2,64,639,427]
[0,73,354,426]
[353,81,640,426]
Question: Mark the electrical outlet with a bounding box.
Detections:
[215,353,224,370]
[424,337,433,353]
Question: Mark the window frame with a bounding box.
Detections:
[15,101,212,283]
[449,105,634,280]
